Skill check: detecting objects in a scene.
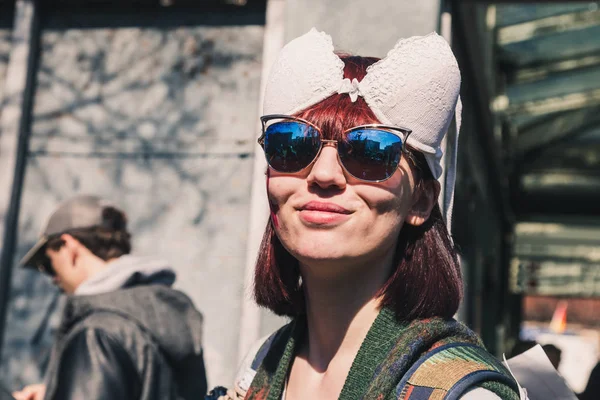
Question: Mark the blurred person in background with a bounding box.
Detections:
[207,29,522,400]
[13,195,207,400]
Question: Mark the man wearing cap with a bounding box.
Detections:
[13,195,208,400]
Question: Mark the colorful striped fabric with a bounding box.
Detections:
[397,343,519,400]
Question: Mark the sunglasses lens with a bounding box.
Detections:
[339,129,403,181]
[263,120,321,172]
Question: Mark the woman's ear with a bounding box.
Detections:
[405,180,440,226]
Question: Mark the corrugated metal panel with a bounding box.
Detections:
[491,3,600,217]
[512,219,600,296]
[495,3,595,27]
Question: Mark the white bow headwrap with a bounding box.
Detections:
[338,78,362,102]
[263,28,462,232]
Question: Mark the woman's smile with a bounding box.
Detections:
[297,201,353,227]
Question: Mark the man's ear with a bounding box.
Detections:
[60,234,80,266]
[60,234,79,249]
[405,180,440,226]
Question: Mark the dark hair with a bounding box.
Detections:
[254,55,462,321]
[46,206,132,261]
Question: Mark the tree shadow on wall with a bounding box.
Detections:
[3,14,263,389]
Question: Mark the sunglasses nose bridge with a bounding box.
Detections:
[316,139,342,169]
[321,139,338,147]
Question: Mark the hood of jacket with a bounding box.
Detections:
[75,255,176,296]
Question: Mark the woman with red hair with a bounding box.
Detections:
[207,29,523,400]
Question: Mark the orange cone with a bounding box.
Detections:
[549,300,568,333]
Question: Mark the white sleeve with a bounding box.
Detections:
[234,334,274,393]
[459,387,502,399]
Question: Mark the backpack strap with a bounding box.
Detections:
[395,343,520,400]
[235,322,296,398]
[250,329,283,371]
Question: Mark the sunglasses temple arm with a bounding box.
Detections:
[403,131,412,152]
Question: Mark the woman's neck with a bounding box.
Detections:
[299,251,395,372]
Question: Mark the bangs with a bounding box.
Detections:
[295,95,379,141]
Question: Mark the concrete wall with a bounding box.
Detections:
[1,6,265,389]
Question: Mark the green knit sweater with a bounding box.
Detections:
[245,308,520,400]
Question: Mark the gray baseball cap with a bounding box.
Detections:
[20,195,118,269]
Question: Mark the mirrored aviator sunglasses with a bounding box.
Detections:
[258,115,412,182]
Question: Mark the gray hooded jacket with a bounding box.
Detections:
[43,257,207,400]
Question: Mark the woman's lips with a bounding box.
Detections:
[301,201,351,214]
[298,201,352,225]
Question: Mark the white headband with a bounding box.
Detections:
[263,28,462,232]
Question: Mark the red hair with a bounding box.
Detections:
[254,55,462,321]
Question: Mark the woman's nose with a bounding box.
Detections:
[306,145,347,189]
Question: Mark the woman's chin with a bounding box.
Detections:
[290,240,361,266]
